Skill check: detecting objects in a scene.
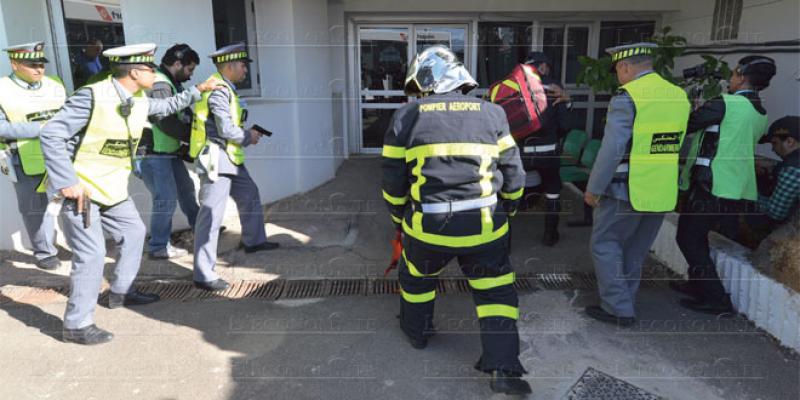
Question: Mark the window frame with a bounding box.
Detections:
[215,0,262,97]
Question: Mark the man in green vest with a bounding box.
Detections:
[138,44,201,259]
[39,43,221,345]
[672,56,776,315]
[0,42,66,270]
[583,43,691,326]
[190,42,278,293]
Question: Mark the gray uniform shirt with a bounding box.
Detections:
[204,76,254,174]
[0,75,51,165]
[40,78,201,191]
[586,70,655,202]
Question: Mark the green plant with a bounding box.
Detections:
[576,26,730,100]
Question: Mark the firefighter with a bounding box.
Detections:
[583,43,691,326]
[381,45,530,395]
[39,43,221,345]
[519,52,573,246]
[0,41,66,270]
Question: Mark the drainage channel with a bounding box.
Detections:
[0,272,674,305]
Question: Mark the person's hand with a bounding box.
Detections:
[249,128,262,145]
[196,77,225,93]
[584,191,601,208]
[547,85,571,105]
[60,183,91,211]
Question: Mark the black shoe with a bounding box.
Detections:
[490,370,532,395]
[193,279,230,292]
[35,255,60,270]
[584,305,636,327]
[669,280,703,299]
[62,324,113,345]
[240,241,280,253]
[679,297,734,316]
[541,230,560,247]
[108,290,161,309]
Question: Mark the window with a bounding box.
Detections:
[598,21,656,56]
[61,0,126,88]
[476,22,532,88]
[541,25,590,85]
[711,0,743,41]
[212,0,260,95]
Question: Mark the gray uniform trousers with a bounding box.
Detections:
[60,197,145,329]
[193,161,267,283]
[591,198,664,318]
[12,162,57,260]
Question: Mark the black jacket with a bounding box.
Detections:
[381,91,525,250]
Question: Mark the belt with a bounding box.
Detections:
[420,196,497,214]
[695,157,711,167]
[522,144,557,153]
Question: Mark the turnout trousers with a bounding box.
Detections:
[398,235,525,374]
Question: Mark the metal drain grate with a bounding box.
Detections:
[0,272,673,305]
[564,367,663,399]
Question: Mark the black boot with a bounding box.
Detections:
[490,370,532,395]
[669,280,704,299]
[679,296,734,316]
[541,198,560,246]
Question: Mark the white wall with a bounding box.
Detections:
[248,0,337,202]
[665,0,800,125]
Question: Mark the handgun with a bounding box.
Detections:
[251,124,273,137]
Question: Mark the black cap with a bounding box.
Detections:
[760,116,800,143]
[525,51,552,67]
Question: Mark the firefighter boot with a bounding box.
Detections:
[541,198,560,246]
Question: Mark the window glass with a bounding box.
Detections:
[476,22,531,87]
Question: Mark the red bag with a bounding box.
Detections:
[487,64,549,140]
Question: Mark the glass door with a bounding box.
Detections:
[358,26,411,151]
[357,23,470,152]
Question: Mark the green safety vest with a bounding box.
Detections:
[190,72,245,165]
[0,75,66,176]
[150,71,182,154]
[70,77,149,206]
[621,73,691,212]
[680,94,768,201]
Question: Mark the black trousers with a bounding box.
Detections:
[676,186,743,302]
[398,235,525,375]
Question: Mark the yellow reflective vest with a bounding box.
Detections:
[621,73,691,212]
[0,75,66,176]
[190,72,245,165]
[72,77,149,206]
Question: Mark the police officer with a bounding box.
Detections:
[519,52,572,246]
[190,42,278,293]
[583,43,691,326]
[382,46,530,395]
[0,42,66,270]
[138,44,201,259]
[673,56,776,315]
[39,43,221,345]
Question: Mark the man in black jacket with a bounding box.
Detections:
[519,52,572,246]
[138,44,201,259]
[673,56,776,314]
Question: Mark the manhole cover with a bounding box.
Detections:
[563,368,663,400]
